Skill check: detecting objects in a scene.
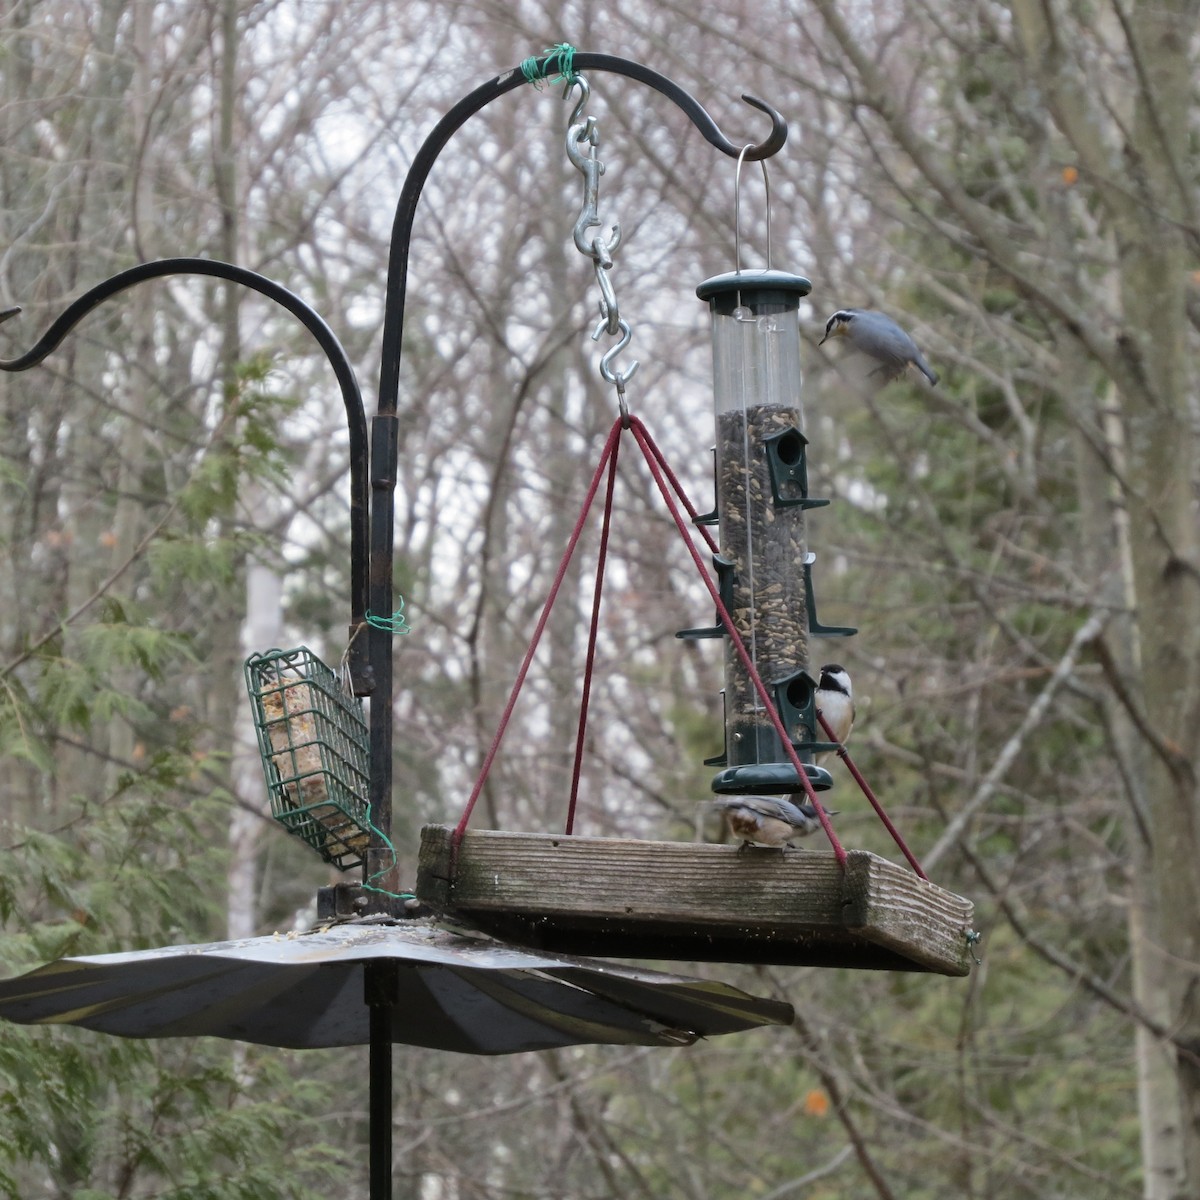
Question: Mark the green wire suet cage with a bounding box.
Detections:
[245,647,371,870]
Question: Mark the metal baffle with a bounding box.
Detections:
[695,268,835,795]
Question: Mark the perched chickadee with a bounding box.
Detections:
[811,663,855,767]
[714,795,838,849]
[778,664,856,815]
[820,308,938,386]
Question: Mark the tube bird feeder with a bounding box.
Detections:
[684,268,838,795]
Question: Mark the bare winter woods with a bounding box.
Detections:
[0,0,1197,1197]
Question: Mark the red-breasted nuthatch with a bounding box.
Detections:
[714,795,838,848]
[820,308,938,386]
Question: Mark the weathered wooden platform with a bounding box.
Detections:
[417,825,975,975]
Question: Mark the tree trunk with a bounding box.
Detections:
[1116,2,1200,1191]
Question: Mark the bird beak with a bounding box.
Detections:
[818,332,829,346]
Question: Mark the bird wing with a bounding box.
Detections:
[716,795,812,826]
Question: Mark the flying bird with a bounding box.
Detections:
[820,308,938,386]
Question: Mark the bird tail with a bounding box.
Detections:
[786,796,841,817]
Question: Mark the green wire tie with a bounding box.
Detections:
[965,929,983,965]
[365,599,412,635]
[362,818,410,902]
[519,42,579,90]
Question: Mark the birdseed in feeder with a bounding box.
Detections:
[715,402,810,748]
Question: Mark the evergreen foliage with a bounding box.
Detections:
[0,0,1195,1195]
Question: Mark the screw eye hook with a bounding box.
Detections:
[566,76,591,129]
[593,315,639,390]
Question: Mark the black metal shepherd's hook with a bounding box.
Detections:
[0,51,789,1200]
[0,258,374,693]
[365,51,788,893]
[0,56,786,881]
[351,56,785,1200]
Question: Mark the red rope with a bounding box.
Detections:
[628,418,849,868]
[817,711,929,881]
[565,428,622,834]
[454,410,928,884]
[637,429,720,556]
[633,419,925,878]
[452,418,624,854]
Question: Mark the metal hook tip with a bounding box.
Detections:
[566,74,591,121]
[737,94,788,160]
[0,306,21,325]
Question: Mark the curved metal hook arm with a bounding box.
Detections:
[575,55,786,162]
[0,258,372,690]
[360,53,788,880]
[376,52,787,421]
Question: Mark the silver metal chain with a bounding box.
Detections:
[565,77,639,417]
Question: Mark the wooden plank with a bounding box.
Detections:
[841,853,978,974]
[417,825,975,976]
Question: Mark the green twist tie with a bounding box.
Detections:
[362,818,409,901]
[965,929,983,965]
[365,598,412,635]
[520,43,578,90]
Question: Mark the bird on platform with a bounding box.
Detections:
[819,308,938,386]
[714,795,838,849]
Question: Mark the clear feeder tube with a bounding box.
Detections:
[696,269,814,791]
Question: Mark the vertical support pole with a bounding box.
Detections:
[365,961,399,1200]
[367,414,400,896]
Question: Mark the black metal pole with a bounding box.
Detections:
[365,52,790,890]
[365,961,399,1200]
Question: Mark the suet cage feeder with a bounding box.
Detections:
[246,647,372,871]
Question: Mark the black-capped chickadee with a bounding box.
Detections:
[811,663,855,765]
[712,666,855,848]
[714,795,838,849]
[820,308,938,386]
[781,664,854,814]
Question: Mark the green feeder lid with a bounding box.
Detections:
[697,269,813,313]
